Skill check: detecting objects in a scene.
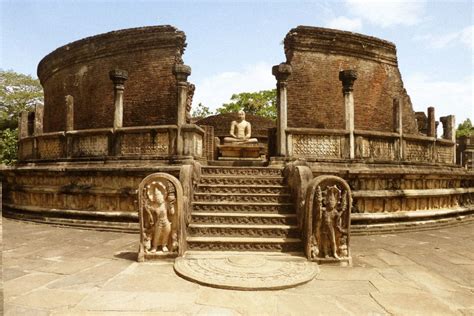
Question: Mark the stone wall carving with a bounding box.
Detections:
[292,135,342,158]
[138,173,184,262]
[404,140,433,162]
[356,137,395,161]
[72,134,109,157]
[121,132,168,156]
[37,137,64,159]
[305,175,352,265]
[436,145,453,164]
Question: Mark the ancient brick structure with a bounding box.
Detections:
[3,25,473,264]
[38,26,186,132]
[284,26,418,134]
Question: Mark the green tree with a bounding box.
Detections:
[192,102,213,118]
[217,89,277,120]
[0,69,43,130]
[0,69,43,165]
[0,128,18,165]
[456,118,473,137]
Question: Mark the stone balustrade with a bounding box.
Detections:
[18,124,204,161]
[286,127,455,165]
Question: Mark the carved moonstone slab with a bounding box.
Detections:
[137,173,184,262]
[305,175,352,265]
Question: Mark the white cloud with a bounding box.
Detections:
[416,25,474,49]
[326,16,362,32]
[404,73,473,126]
[192,62,275,112]
[346,0,426,28]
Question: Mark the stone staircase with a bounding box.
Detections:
[187,166,303,252]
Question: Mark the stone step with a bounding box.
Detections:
[199,176,285,186]
[193,193,291,203]
[201,167,283,177]
[195,184,289,195]
[190,212,297,225]
[192,202,294,213]
[186,236,303,252]
[188,223,300,238]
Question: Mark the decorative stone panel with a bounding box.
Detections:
[404,140,433,163]
[72,135,109,157]
[292,134,342,158]
[19,138,35,160]
[120,132,169,156]
[436,145,453,164]
[37,137,64,159]
[357,137,395,161]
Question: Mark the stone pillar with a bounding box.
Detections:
[339,70,357,159]
[272,63,292,157]
[18,111,29,139]
[440,115,456,163]
[109,69,128,130]
[427,106,436,137]
[173,64,191,156]
[33,103,44,136]
[65,95,74,131]
[393,98,403,160]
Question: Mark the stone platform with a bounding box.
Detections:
[217,144,264,158]
[174,252,319,290]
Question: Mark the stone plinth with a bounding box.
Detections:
[217,144,264,159]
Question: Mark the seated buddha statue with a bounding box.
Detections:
[223,110,258,144]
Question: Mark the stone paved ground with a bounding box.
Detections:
[2,218,473,315]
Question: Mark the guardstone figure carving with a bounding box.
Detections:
[304,175,352,265]
[138,173,184,262]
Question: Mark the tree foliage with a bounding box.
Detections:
[0,69,43,165]
[0,69,44,130]
[456,118,473,137]
[0,128,18,165]
[217,89,277,120]
[192,102,213,119]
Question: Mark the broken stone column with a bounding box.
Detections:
[427,106,436,137]
[339,70,357,159]
[272,63,292,157]
[173,64,192,156]
[65,95,74,131]
[33,103,44,136]
[393,98,403,160]
[440,115,456,163]
[109,69,128,130]
[18,111,29,139]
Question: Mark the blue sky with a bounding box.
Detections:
[1,0,472,126]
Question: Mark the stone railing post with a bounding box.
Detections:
[339,70,357,159]
[109,69,128,130]
[173,64,191,156]
[18,111,29,139]
[393,98,403,160]
[272,63,292,157]
[33,103,44,136]
[440,115,456,164]
[65,95,74,131]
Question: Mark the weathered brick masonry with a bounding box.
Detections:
[284,26,418,134]
[38,26,186,132]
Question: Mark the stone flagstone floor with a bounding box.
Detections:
[2,218,473,315]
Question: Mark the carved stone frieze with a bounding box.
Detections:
[188,226,299,238]
[193,194,290,203]
[199,177,284,186]
[192,203,292,213]
[292,134,342,158]
[305,175,352,264]
[196,185,288,195]
[186,241,301,252]
[137,173,184,262]
[404,140,433,162]
[121,132,168,156]
[357,137,395,160]
[202,168,282,177]
[37,137,63,159]
[191,214,295,225]
[72,135,109,157]
[436,145,453,164]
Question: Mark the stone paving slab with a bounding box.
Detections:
[2,218,474,315]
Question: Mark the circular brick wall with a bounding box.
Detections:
[38,26,186,132]
[284,26,418,134]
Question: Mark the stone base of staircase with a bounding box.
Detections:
[174,252,319,290]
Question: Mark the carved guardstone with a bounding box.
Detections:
[304,175,352,265]
[137,173,184,262]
